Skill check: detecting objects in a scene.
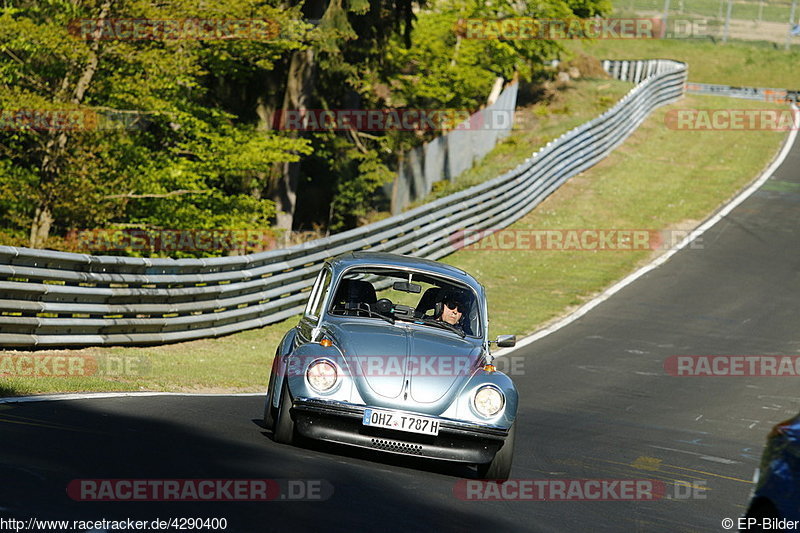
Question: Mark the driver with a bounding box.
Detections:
[435,289,467,328]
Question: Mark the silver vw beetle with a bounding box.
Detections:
[263,251,518,479]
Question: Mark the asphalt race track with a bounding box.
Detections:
[2,131,800,533]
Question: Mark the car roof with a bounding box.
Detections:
[327,252,481,291]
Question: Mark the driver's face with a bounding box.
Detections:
[441,303,462,325]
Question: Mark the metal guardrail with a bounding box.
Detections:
[685,82,800,103]
[0,59,687,347]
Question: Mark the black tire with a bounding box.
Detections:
[743,498,781,532]
[263,370,277,431]
[272,380,296,445]
[478,423,516,480]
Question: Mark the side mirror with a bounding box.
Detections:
[495,334,516,348]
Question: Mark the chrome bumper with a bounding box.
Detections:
[291,397,510,463]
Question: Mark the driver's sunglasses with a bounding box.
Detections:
[443,299,464,312]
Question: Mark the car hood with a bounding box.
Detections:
[325,320,483,413]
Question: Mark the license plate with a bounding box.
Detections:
[362,408,440,436]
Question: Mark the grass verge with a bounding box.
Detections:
[565,39,800,88]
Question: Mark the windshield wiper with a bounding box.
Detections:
[419,317,465,337]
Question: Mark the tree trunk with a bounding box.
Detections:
[27,0,110,248]
[270,46,316,232]
[29,205,54,249]
[254,67,288,202]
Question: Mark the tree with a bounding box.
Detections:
[289,0,612,232]
[0,0,614,250]
[0,0,311,250]
[264,0,425,231]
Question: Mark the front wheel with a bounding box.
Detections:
[477,423,516,480]
[272,380,296,445]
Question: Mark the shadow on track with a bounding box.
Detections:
[0,396,524,533]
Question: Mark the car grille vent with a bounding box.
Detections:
[370,438,423,455]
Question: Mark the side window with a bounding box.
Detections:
[305,268,332,319]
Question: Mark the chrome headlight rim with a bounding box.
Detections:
[472,384,505,418]
[305,358,340,393]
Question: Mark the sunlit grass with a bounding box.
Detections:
[566,39,800,88]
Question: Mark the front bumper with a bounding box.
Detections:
[291,397,510,464]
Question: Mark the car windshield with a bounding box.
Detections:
[327,267,482,337]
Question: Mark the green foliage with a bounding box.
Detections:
[296,0,612,233]
[328,143,395,231]
[0,0,614,248]
[383,0,613,111]
[0,0,311,253]
[293,0,610,234]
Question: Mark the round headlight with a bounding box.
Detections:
[473,385,504,417]
[307,359,337,392]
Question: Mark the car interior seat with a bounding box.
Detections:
[415,287,441,318]
[332,278,377,316]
